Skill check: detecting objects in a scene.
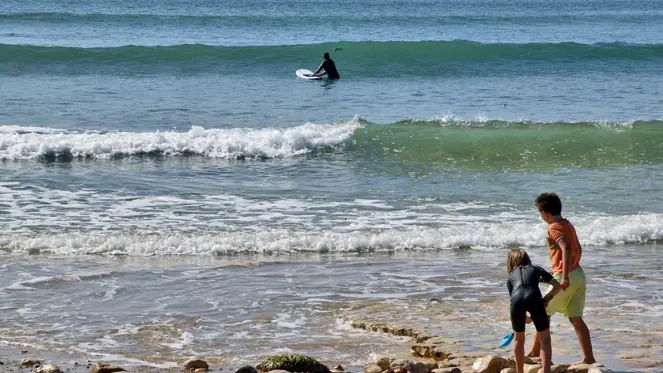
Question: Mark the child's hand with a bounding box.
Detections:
[543,293,554,308]
[560,276,570,290]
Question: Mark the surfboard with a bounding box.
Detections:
[296,69,322,80]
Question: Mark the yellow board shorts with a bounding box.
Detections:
[545,267,586,318]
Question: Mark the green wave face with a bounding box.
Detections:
[345,120,663,170]
[2,41,663,76]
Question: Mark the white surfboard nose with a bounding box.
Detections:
[296,69,322,80]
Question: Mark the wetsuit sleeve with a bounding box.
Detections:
[507,277,513,296]
[548,223,566,243]
[535,266,554,283]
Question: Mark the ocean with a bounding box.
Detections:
[1,0,662,371]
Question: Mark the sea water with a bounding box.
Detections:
[1,0,662,371]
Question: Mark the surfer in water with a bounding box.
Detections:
[310,52,340,80]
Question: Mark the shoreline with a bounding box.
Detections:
[1,251,662,373]
[0,316,656,373]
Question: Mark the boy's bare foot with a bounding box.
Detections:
[522,356,538,365]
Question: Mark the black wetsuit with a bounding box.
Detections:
[507,264,554,332]
[321,58,340,80]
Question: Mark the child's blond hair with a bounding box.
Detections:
[506,248,532,274]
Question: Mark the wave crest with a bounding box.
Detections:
[0,122,360,161]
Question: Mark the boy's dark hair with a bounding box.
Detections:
[323,52,330,59]
[535,192,562,215]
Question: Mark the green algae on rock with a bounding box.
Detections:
[257,355,330,373]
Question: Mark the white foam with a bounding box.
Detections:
[274,312,307,329]
[577,213,663,245]
[270,347,294,354]
[78,335,120,350]
[102,282,120,301]
[162,332,195,350]
[6,275,80,290]
[0,125,67,135]
[77,353,178,369]
[429,114,638,130]
[1,180,662,255]
[116,324,142,335]
[0,122,360,160]
[228,331,250,340]
[1,211,662,255]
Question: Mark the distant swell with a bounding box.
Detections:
[2,41,663,76]
[2,12,656,24]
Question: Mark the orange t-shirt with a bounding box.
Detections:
[546,219,582,275]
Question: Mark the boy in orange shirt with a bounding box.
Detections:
[528,192,596,365]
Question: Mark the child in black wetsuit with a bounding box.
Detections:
[507,248,561,373]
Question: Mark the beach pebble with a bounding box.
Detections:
[34,364,62,373]
[549,364,569,373]
[194,369,209,373]
[587,367,611,373]
[90,362,126,373]
[432,368,461,373]
[499,369,515,373]
[452,358,475,369]
[411,344,452,360]
[523,364,541,373]
[392,369,407,373]
[236,366,258,373]
[425,362,438,371]
[184,360,209,371]
[265,370,291,373]
[455,353,486,360]
[390,359,414,371]
[21,359,41,368]
[411,362,428,373]
[365,364,383,373]
[566,364,592,373]
[332,365,345,372]
[376,358,391,371]
[472,356,512,373]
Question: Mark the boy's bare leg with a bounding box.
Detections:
[527,330,541,357]
[528,315,551,357]
[538,329,553,373]
[514,331,526,373]
[569,316,596,364]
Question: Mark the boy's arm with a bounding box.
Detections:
[536,266,558,306]
[557,236,572,290]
